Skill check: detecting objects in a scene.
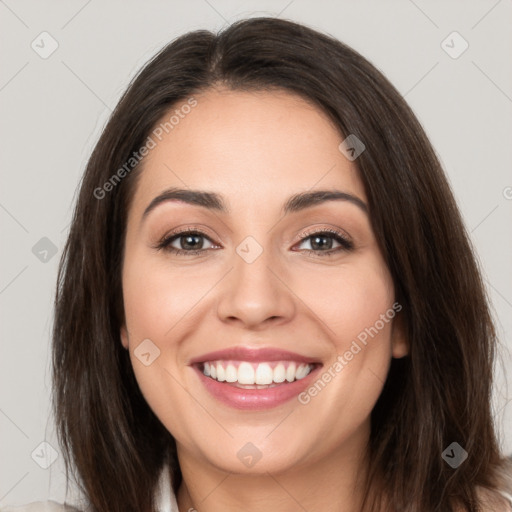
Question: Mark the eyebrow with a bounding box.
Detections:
[141,187,368,221]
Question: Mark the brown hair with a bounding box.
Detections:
[52,17,510,512]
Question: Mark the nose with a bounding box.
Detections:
[216,245,296,330]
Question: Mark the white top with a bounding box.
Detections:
[1,463,511,511]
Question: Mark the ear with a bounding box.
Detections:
[120,324,129,350]
[391,310,408,359]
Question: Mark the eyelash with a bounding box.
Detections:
[155,227,354,257]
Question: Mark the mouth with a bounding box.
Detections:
[189,347,323,409]
[197,360,317,388]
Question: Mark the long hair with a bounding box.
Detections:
[52,17,510,512]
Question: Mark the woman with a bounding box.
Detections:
[3,17,511,512]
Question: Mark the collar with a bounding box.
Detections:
[155,462,180,512]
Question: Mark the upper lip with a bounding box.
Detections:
[189,346,322,365]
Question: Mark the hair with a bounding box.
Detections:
[52,16,511,512]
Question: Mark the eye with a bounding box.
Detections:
[156,230,219,255]
[154,227,353,257]
[294,229,353,256]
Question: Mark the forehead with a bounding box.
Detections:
[130,88,366,214]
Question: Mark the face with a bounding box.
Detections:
[120,88,407,476]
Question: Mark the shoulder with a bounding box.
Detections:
[475,487,512,512]
[473,459,512,511]
[0,501,82,512]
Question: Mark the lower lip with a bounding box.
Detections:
[192,365,322,410]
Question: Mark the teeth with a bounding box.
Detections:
[296,364,309,380]
[238,362,255,384]
[273,363,286,383]
[225,364,237,382]
[255,363,273,385]
[202,360,314,385]
[285,362,296,382]
[216,363,226,382]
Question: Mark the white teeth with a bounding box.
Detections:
[295,364,309,380]
[273,363,286,383]
[285,362,296,382]
[202,360,314,385]
[238,362,255,384]
[255,363,273,385]
[216,363,226,382]
[225,364,237,382]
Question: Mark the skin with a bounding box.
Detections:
[120,88,408,512]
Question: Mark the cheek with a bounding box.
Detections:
[121,252,206,439]
[292,255,395,347]
[291,255,395,408]
[122,254,218,340]
[121,251,221,431]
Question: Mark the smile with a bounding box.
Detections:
[201,360,314,386]
[189,346,322,409]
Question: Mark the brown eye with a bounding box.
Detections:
[295,230,353,255]
[157,230,218,255]
[173,233,207,250]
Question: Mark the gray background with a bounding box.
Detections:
[1,0,511,506]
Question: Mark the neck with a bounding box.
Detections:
[176,424,371,512]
